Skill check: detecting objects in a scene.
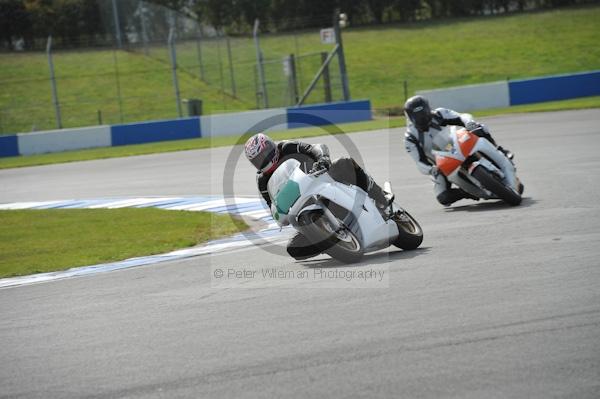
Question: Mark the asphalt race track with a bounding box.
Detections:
[1,110,599,398]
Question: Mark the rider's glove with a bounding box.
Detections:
[310,156,331,173]
[429,166,440,177]
[465,121,483,132]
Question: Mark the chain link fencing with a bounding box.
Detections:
[0,0,349,135]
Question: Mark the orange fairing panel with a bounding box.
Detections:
[436,155,462,176]
[457,130,479,156]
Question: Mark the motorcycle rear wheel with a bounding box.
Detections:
[472,166,522,206]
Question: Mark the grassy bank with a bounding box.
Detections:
[1,5,599,134]
[345,6,600,108]
[0,209,247,278]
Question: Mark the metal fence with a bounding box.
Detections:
[0,0,347,135]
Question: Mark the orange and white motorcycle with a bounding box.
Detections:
[433,127,523,206]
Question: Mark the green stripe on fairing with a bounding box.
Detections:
[275,180,301,215]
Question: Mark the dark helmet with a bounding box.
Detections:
[244,133,280,173]
[404,95,432,132]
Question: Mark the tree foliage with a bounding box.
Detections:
[1,0,596,50]
[189,0,596,30]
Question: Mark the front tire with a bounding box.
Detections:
[297,211,364,263]
[287,233,322,261]
[472,166,522,206]
[392,210,423,250]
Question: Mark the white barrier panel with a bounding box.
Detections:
[17,125,111,155]
[417,81,510,112]
[200,108,287,138]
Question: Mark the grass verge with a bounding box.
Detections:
[0,208,247,278]
[0,96,598,170]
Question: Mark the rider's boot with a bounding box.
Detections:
[460,189,480,201]
[497,145,514,161]
[437,188,479,207]
[516,178,525,195]
[366,175,393,217]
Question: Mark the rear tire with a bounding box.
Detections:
[472,166,522,206]
[392,210,423,250]
[297,211,364,263]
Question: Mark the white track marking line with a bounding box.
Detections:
[0,196,284,288]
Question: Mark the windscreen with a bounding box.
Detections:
[267,159,301,202]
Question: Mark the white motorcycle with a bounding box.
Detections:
[267,159,423,263]
[433,127,523,206]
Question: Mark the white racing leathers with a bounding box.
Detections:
[404,108,485,204]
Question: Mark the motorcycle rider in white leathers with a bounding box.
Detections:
[403,95,516,206]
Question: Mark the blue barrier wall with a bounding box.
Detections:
[111,117,201,146]
[287,100,372,129]
[509,71,600,105]
[0,135,19,157]
[1,101,373,157]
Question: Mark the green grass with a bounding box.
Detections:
[0,95,598,170]
[0,49,252,134]
[0,208,247,278]
[1,5,599,134]
[345,7,600,108]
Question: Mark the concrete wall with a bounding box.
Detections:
[200,108,287,137]
[17,126,111,156]
[287,100,372,129]
[111,117,201,146]
[0,100,372,158]
[0,135,19,157]
[416,70,600,112]
[508,71,600,105]
[417,82,510,112]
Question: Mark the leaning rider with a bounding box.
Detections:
[244,133,390,260]
[403,95,517,206]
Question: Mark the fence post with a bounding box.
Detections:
[296,45,338,106]
[111,0,122,48]
[226,37,237,97]
[168,28,182,118]
[140,0,149,56]
[333,9,351,101]
[46,36,62,129]
[216,35,226,95]
[294,30,303,90]
[196,29,205,81]
[253,19,269,108]
[253,64,260,109]
[112,48,124,123]
[321,52,332,103]
[287,54,299,105]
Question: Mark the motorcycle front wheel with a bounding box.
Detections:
[297,210,364,263]
[472,165,522,206]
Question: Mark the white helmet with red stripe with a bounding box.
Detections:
[244,133,280,173]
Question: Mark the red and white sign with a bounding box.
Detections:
[320,28,336,44]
